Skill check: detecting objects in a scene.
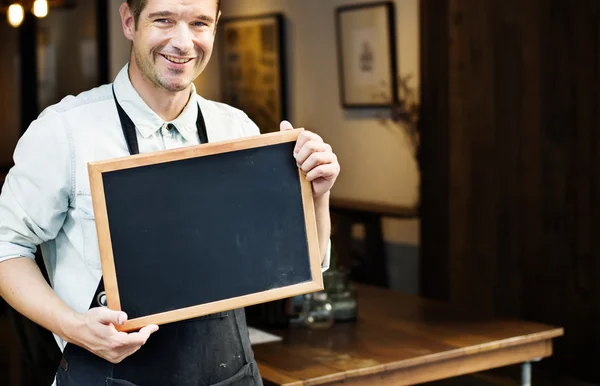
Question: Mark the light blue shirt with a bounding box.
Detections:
[0,64,329,351]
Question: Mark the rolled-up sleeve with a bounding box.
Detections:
[0,108,72,263]
[321,239,331,272]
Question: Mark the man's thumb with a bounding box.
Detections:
[280,120,294,131]
[96,308,128,326]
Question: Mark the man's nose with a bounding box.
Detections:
[171,23,194,54]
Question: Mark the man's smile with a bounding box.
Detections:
[160,54,194,64]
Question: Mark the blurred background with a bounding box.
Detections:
[0,0,598,385]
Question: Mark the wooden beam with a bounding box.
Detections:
[18,12,37,134]
[418,0,451,301]
[330,197,417,218]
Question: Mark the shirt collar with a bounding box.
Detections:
[112,64,200,143]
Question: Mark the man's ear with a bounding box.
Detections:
[213,10,221,36]
[120,2,135,41]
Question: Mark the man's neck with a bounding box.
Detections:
[128,62,191,122]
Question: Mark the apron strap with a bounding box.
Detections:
[111,86,139,155]
[111,84,209,156]
[90,86,210,309]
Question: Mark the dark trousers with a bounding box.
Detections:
[55,309,263,386]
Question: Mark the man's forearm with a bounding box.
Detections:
[0,257,80,342]
[314,191,332,264]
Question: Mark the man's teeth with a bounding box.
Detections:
[164,55,192,64]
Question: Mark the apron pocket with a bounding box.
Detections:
[208,362,254,386]
[106,378,140,386]
[198,311,229,320]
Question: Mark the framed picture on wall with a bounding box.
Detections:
[219,13,287,134]
[335,2,398,108]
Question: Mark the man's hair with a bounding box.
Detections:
[127,0,221,28]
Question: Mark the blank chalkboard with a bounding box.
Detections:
[88,129,322,331]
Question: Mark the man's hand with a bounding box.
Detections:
[280,121,340,198]
[67,307,159,364]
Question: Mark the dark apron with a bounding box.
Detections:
[55,87,263,386]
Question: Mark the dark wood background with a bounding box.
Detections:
[420,0,600,382]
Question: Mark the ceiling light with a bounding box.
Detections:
[7,3,24,28]
[32,0,49,18]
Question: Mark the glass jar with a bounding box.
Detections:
[328,288,357,321]
[300,291,334,329]
[323,268,358,322]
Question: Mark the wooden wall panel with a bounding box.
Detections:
[420,0,600,381]
[0,22,21,170]
[448,0,498,315]
[419,0,450,302]
[489,0,527,318]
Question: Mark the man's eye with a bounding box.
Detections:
[156,19,171,24]
[192,21,207,27]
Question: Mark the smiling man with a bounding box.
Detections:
[0,0,340,385]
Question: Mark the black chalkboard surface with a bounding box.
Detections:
[88,129,322,331]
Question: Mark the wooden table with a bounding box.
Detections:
[253,284,563,386]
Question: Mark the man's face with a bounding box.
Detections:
[124,0,220,92]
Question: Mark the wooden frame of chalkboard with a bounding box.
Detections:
[87,129,323,331]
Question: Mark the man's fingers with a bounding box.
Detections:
[138,324,160,340]
[110,324,158,353]
[126,324,159,346]
[295,141,330,165]
[92,308,128,326]
[100,325,159,363]
[295,131,322,151]
[306,163,340,182]
[280,120,294,131]
[300,151,337,174]
[80,310,158,364]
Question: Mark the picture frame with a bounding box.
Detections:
[335,2,398,108]
[87,130,322,331]
[219,13,287,134]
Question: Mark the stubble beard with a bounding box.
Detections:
[133,46,203,93]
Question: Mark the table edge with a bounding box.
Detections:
[258,329,564,386]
